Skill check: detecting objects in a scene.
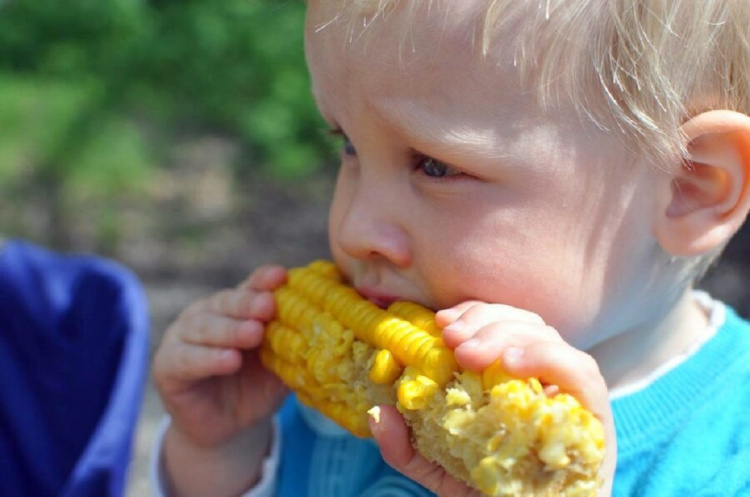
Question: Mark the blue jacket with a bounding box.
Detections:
[0,240,149,497]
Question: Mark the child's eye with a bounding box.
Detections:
[327,127,357,156]
[417,155,462,178]
[343,135,357,156]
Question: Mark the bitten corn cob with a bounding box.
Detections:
[261,260,605,496]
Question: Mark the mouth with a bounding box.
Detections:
[356,287,399,309]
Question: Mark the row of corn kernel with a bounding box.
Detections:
[261,314,367,435]
[286,265,458,386]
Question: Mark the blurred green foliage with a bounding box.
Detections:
[0,0,333,250]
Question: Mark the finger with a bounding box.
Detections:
[179,314,265,349]
[154,342,242,386]
[435,300,483,326]
[239,265,287,291]
[501,341,607,414]
[440,303,546,349]
[199,288,275,321]
[452,322,560,371]
[502,341,619,491]
[370,405,477,497]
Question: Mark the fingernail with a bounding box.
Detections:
[443,319,465,333]
[460,338,480,349]
[503,347,524,365]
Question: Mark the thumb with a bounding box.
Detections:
[369,405,478,497]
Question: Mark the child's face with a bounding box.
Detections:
[306,2,674,349]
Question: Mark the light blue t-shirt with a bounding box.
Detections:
[276,299,750,496]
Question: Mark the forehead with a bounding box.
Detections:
[302,0,634,172]
[304,1,531,124]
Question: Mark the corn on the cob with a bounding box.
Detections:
[261,260,605,496]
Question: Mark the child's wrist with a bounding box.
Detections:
[164,418,274,496]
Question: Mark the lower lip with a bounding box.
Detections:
[357,291,396,309]
[367,296,394,309]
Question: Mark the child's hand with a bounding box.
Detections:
[152,265,289,495]
[371,300,616,496]
[370,405,482,496]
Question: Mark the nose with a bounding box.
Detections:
[331,183,411,267]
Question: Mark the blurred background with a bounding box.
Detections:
[0,0,747,494]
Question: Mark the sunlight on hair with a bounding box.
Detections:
[312,0,750,278]
[321,0,749,166]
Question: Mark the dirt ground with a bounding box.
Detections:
[123,167,750,496]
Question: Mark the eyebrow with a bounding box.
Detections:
[375,98,514,164]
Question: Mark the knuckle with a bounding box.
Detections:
[527,311,546,325]
[182,298,207,317]
[223,289,257,318]
[232,319,247,340]
[151,355,167,381]
[481,321,522,339]
[476,322,506,341]
[238,292,256,317]
[577,352,603,381]
[176,347,199,373]
[541,324,560,338]
[456,302,484,320]
[214,291,231,312]
[246,265,275,289]
[181,314,220,346]
[195,315,213,342]
[419,464,449,493]
[506,306,545,325]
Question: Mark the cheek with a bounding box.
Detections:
[431,240,588,308]
[327,192,343,245]
[327,169,352,250]
[420,209,608,342]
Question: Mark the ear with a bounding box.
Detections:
[655,110,750,256]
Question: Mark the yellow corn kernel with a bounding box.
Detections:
[262,260,605,497]
[285,266,458,385]
[367,405,382,423]
[398,373,439,410]
[388,301,443,338]
[369,349,403,385]
[482,360,516,389]
[307,259,343,280]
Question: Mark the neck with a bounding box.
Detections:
[590,289,711,393]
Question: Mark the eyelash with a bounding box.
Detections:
[327,127,464,179]
[412,153,463,179]
[327,128,356,156]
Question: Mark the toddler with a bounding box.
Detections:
[151,1,750,496]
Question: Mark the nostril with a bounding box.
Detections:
[331,184,412,267]
[336,222,412,267]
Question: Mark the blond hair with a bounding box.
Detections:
[310,0,750,280]
[321,0,750,167]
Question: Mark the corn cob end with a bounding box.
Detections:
[262,261,605,496]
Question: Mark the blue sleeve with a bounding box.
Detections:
[276,395,315,496]
[274,396,435,497]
